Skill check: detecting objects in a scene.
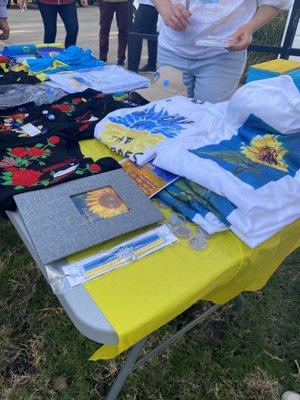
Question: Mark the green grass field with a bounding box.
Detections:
[1,10,299,400]
[0,220,299,400]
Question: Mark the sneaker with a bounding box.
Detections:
[139,63,157,73]
[282,392,300,400]
[117,60,125,66]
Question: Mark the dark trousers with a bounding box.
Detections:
[128,4,158,71]
[99,1,128,63]
[37,1,79,48]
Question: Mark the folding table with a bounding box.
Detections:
[6,139,300,400]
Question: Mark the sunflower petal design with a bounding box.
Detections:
[86,187,128,219]
[109,105,193,139]
[241,134,288,172]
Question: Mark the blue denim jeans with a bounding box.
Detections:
[37,1,79,48]
[158,46,247,103]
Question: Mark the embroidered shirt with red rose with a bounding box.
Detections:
[0,134,121,214]
[0,89,139,146]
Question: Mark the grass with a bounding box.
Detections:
[0,217,300,400]
[1,10,299,400]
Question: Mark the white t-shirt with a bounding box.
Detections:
[158,0,292,59]
[152,76,300,247]
[94,95,228,165]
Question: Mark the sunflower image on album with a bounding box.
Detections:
[100,105,194,159]
[72,187,128,223]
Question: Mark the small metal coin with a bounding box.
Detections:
[174,224,193,239]
[169,213,185,226]
[189,236,207,250]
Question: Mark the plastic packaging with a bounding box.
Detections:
[45,225,178,293]
[0,84,66,109]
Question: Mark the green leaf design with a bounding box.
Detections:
[75,170,84,175]
[35,143,44,148]
[201,150,262,175]
[38,161,46,166]
[14,185,25,190]
[1,181,12,185]
[1,171,13,177]
[40,180,49,186]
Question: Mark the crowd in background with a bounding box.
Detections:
[0,0,293,102]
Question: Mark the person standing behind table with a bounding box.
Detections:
[0,0,9,40]
[99,0,128,66]
[18,0,88,48]
[152,0,292,103]
[128,0,158,72]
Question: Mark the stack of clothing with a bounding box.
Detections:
[246,59,300,90]
[0,46,104,85]
[153,76,300,247]
[94,75,300,248]
[0,87,142,215]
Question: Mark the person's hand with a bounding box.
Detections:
[0,18,9,40]
[161,3,191,31]
[80,0,88,6]
[17,0,26,9]
[228,24,253,51]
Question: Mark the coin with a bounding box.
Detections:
[169,213,185,226]
[189,236,207,250]
[174,224,193,239]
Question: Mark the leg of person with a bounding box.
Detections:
[191,50,247,103]
[115,1,128,66]
[127,4,147,71]
[145,6,158,71]
[99,0,115,62]
[37,2,58,44]
[157,46,195,98]
[58,1,79,48]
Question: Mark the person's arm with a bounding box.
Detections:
[0,0,9,40]
[229,1,292,51]
[152,0,191,31]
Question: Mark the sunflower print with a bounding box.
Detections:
[101,123,164,158]
[241,134,288,172]
[101,105,193,158]
[86,187,128,219]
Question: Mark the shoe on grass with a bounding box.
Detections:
[139,63,157,72]
[282,392,300,400]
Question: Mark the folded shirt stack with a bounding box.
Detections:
[47,65,150,95]
[152,76,300,247]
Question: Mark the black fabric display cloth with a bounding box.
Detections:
[0,89,139,145]
[0,133,121,214]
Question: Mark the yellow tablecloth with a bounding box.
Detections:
[76,139,300,360]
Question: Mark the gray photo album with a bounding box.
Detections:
[13,169,164,264]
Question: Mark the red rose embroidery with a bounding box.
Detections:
[11,169,43,187]
[48,136,60,145]
[11,113,26,120]
[52,104,73,112]
[27,148,48,157]
[10,147,28,158]
[89,163,101,173]
[72,97,83,104]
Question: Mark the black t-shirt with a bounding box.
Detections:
[0,134,121,213]
[0,89,141,145]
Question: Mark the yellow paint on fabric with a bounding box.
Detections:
[79,139,122,162]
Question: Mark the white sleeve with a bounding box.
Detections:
[257,0,293,10]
